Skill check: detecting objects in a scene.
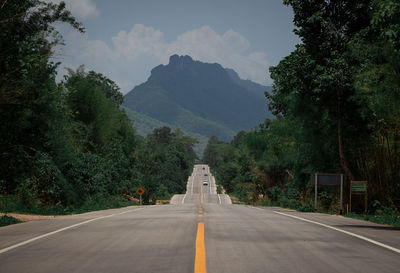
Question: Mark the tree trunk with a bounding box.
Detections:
[338,115,354,181]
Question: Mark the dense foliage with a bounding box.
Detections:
[204,0,400,218]
[0,215,22,227]
[0,0,196,213]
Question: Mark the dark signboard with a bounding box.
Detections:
[312,173,344,186]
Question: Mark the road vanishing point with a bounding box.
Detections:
[1,164,400,273]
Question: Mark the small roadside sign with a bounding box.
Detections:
[136,187,145,196]
[136,187,145,205]
[350,181,368,214]
[351,182,367,193]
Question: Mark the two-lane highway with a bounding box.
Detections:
[171,164,231,205]
[1,164,400,272]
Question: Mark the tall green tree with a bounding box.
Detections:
[348,0,400,203]
[0,0,83,193]
[270,0,374,180]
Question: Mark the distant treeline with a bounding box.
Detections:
[0,0,196,211]
[204,0,400,216]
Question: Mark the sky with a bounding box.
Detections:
[51,0,299,94]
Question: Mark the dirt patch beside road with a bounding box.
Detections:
[0,213,67,222]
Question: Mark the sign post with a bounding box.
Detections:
[314,173,318,210]
[340,174,343,215]
[313,173,345,214]
[136,187,145,205]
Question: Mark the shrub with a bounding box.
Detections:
[33,152,69,204]
[0,215,22,227]
[259,196,272,206]
[266,186,282,202]
[64,152,111,202]
[318,191,333,210]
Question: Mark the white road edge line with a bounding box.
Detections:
[182,193,187,204]
[0,208,144,255]
[273,210,400,255]
[218,194,221,204]
[191,175,194,194]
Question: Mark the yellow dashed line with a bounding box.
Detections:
[194,222,207,273]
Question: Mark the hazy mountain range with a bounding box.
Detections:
[122,55,272,154]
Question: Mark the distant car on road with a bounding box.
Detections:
[203,181,208,186]
[204,173,208,176]
[202,167,205,170]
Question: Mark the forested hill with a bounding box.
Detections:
[224,68,273,100]
[123,55,272,145]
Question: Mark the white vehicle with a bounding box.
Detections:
[203,180,208,186]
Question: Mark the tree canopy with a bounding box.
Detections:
[0,0,197,211]
[204,0,400,215]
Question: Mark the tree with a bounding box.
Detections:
[0,0,83,193]
[135,127,197,203]
[270,0,374,180]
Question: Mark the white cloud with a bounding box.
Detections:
[222,29,250,52]
[112,25,165,60]
[44,0,99,20]
[164,26,269,85]
[59,24,271,93]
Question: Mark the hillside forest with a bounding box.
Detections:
[203,0,400,223]
[0,0,197,213]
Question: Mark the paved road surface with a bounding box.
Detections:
[170,164,231,205]
[1,164,399,272]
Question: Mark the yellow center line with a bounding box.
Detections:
[194,222,207,273]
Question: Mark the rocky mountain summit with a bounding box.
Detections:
[123,55,272,152]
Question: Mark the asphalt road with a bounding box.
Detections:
[1,164,400,273]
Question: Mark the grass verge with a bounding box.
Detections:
[257,196,400,227]
[344,208,400,227]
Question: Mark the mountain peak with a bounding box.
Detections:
[169,54,193,65]
[123,56,273,154]
[149,54,229,84]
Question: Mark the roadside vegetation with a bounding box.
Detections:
[0,0,196,217]
[0,215,22,227]
[204,0,400,226]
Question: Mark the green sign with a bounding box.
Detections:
[352,183,367,193]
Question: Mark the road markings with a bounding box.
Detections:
[273,210,400,255]
[194,222,207,273]
[0,208,143,255]
[191,175,194,194]
[217,194,221,204]
[182,193,187,204]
